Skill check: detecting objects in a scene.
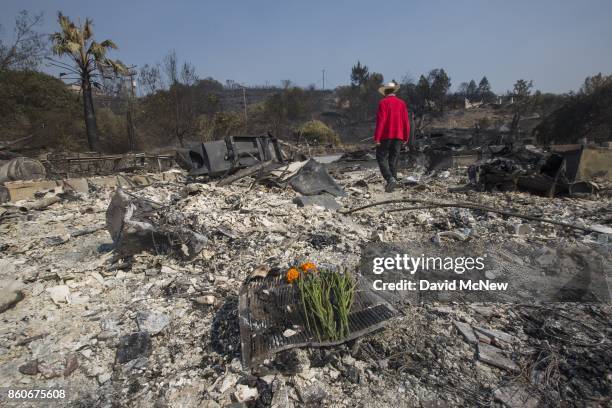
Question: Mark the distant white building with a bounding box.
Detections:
[464,97,484,109]
[496,95,514,105]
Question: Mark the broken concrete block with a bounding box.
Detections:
[136,310,170,335]
[0,288,24,313]
[46,285,70,305]
[234,384,259,403]
[590,224,612,234]
[63,178,89,194]
[477,343,519,372]
[473,326,517,344]
[292,194,340,210]
[453,321,478,345]
[106,188,207,259]
[97,372,112,384]
[116,332,152,364]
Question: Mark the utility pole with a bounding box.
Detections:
[322,69,325,91]
[125,65,137,152]
[240,85,248,132]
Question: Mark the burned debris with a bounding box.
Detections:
[288,159,346,197]
[466,144,602,197]
[0,157,47,184]
[106,188,207,259]
[175,133,284,178]
[0,133,610,407]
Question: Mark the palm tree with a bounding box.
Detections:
[49,12,126,151]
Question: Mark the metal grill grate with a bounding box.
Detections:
[239,275,398,368]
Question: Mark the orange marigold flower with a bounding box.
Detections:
[286,268,300,283]
[299,262,317,272]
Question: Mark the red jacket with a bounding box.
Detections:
[373,95,410,143]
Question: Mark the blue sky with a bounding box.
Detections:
[1,0,611,93]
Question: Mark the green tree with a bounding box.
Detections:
[136,53,220,147]
[337,62,383,122]
[350,60,369,87]
[415,75,430,101]
[207,111,245,139]
[163,50,200,146]
[297,120,340,146]
[138,63,162,95]
[415,75,431,110]
[510,79,533,134]
[262,86,311,137]
[0,69,84,149]
[50,12,126,151]
[466,79,478,100]
[360,72,384,120]
[0,10,47,71]
[428,68,451,112]
[580,73,612,95]
[477,76,493,101]
[535,76,612,144]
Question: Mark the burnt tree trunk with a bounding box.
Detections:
[82,76,100,151]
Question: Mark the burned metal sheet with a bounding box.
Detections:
[427,150,481,171]
[176,134,283,177]
[239,275,398,368]
[553,145,612,182]
[0,157,46,183]
[288,159,346,197]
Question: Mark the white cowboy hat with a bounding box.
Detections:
[378,80,400,96]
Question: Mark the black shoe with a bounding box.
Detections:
[385,178,397,193]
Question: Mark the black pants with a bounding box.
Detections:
[376,139,402,182]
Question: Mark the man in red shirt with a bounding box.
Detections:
[374,81,411,192]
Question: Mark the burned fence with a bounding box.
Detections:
[44,152,175,178]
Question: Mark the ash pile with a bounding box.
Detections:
[0,138,611,407]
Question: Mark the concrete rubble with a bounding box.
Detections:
[0,155,610,407]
